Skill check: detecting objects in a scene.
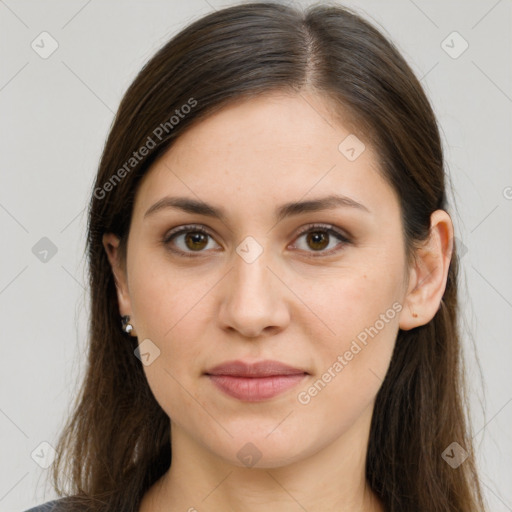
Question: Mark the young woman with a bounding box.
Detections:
[26,2,485,511]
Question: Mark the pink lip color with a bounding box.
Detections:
[207,374,306,401]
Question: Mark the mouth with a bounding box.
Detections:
[205,359,308,377]
[204,359,309,402]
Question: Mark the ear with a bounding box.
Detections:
[102,232,132,317]
[399,210,454,330]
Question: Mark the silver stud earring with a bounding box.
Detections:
[121,315,134,335]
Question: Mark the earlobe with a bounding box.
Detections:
[398,210,454,331]
[102,232,132,316]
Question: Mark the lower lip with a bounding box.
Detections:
[206,374,307,402]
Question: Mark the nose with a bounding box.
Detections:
[217,246,291,339]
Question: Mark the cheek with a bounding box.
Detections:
[127,252,218,417]
[299,263,403,348]
[294,292,400,442]
[128,248,211,341]
[293,260,403,410]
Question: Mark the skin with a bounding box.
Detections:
[103,91,453,512]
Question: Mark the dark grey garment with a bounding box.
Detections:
[24,498,66,511]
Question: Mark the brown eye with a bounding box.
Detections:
[305,231,330,251]
[184,231,209,251]
[163,223,351,259]
[292,224,351,257]
[163,225,220,257]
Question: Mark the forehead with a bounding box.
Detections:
[133,92,397,221]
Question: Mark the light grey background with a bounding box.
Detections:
[1,0,511,510]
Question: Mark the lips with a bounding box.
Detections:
[205,360,308,402]
[205,359,308,377]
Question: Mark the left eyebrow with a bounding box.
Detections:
[143,193,371,223]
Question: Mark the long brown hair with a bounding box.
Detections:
[49,3,485,511]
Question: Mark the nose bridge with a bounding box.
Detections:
[218,236,289,337]
[230,240,275,310]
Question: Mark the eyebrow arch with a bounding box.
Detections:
[143,193,370,223]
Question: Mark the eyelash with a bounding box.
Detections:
[162,223,351,259]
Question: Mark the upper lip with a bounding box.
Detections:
[205,360,308,377]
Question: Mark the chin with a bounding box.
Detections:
[211,433,309,470]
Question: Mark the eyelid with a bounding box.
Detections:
[162,223,351,257]
[164,224,212,241]
[293,223,350,240]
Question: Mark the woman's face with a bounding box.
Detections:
[110,92,412,468]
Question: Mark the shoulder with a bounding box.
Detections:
[23,498,73,512]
